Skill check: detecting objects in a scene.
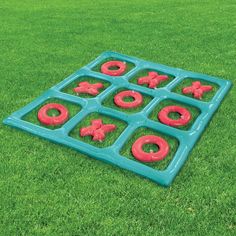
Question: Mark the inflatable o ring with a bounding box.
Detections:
[101,60,126,76]
[38,103,69,126]
[158,105,191,127]
[114,90,143,109]
[132,135,170,162]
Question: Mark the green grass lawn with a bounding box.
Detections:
[0,0,236,235]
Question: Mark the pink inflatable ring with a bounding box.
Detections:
[132,135,170,162]
[38,103,69,126]
[101,60,126,76]
[114,90,143,109]
[158,105,191,127]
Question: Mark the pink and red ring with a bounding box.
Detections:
[132,135,170,162]
[38,103,69,126]
[158,105,191,127]
[101,60,127,76]
[114,90,143,109]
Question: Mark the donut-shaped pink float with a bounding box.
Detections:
[132,135,170,162]
[38,103,69,126]
[158,105,191,127]
[114,90,143,109]
[101,60,126,76]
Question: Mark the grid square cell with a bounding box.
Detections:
[120,126,179,171]
[172,77,220,102]
[129,68,175,89]
[61,75,111,99]
[23,97,81,130]
[3,51,232,186]
[148,98,201,131]
[102,87,153,114]
[70,112,127,148]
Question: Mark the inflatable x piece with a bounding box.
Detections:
[80,119,116,141]
[138,71,168,88]
[73,81,104,96]
[182,81,213,99]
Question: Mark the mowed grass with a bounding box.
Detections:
[0,0,236,235]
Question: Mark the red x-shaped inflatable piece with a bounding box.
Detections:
[182,81,213,99]
[137,72,169,89]
[80,119,116,141]
[73,81,104,96]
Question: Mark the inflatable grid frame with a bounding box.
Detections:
[3,51,232,186]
